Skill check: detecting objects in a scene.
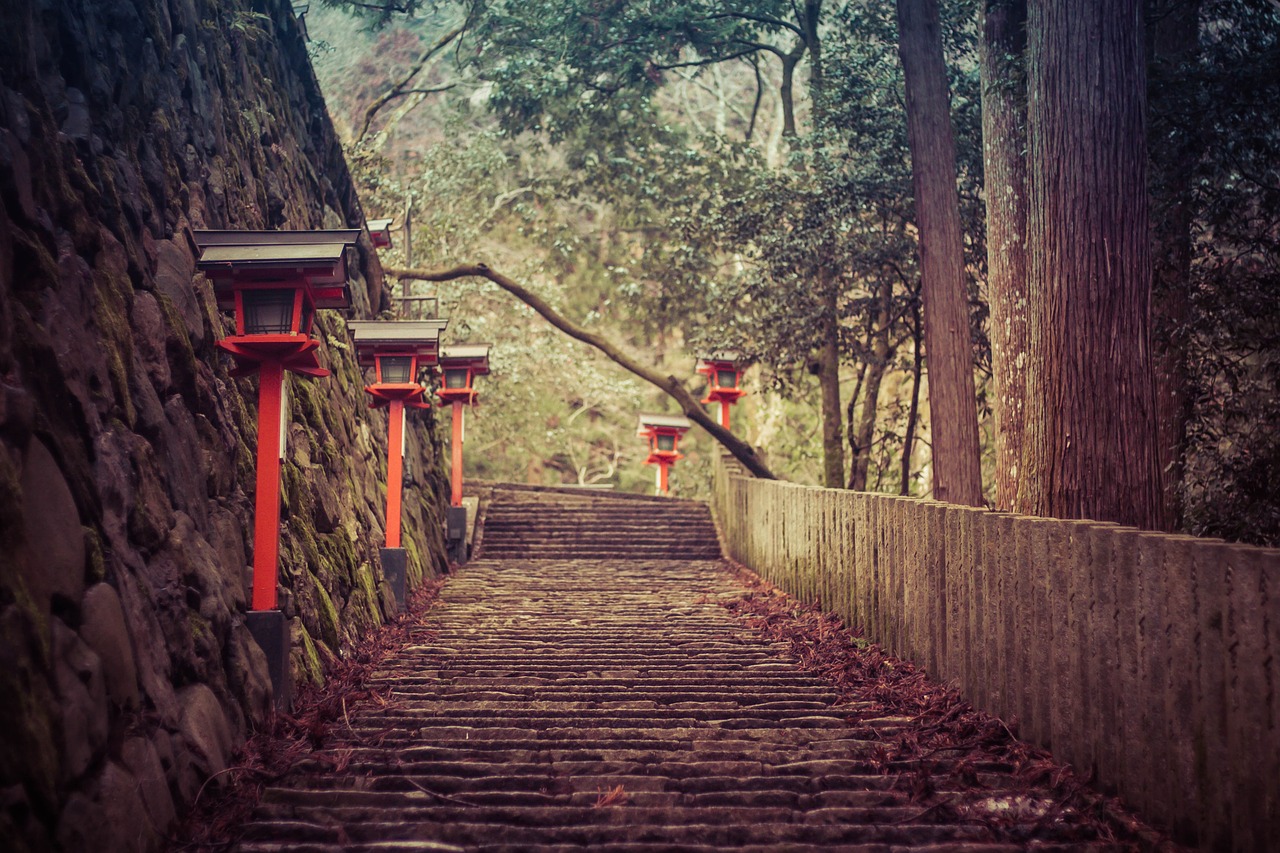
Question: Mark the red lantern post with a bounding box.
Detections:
[349,320,447,606]
[637,414,693,495]
[437,345,491,564]
[195,228,359,707]
[696,352,747,432]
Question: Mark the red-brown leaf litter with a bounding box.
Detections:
[718,559,1182,851]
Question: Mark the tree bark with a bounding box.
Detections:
[1019,0,1165,529]
[817,283,844,488]
[849,278,895,492]
[386,264,776,480]
[1148,0,1200,530]
[900,300,924,495]
[980,0,1029,512]
[895,0,985,507]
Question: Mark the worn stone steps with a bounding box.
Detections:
[475,491,722,562]
[233,487,1131,851]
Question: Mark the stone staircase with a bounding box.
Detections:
[235,488,1132,851]
[476,488,723,560]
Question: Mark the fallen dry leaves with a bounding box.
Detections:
[717,559,1182,852]
[166,577,445,851]
[593,784,630,808]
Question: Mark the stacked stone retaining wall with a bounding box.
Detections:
[713,456,1279,852]
[0,1,450,849]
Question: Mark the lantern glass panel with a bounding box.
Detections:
[298,298,314,335]
[656,433,676,451]
[242,289,296,335]
[444,368,469,389]
[380,356,413,384]
[716,368,737,388]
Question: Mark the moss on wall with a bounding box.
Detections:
[0,0,450,849]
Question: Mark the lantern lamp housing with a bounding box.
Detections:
[376,354,417,385]
[195,230,360,377]
[444,367,471,391]
[348,319,449,409]
[637,413,692,465]
[367,218,394,250]
[696,352,747,405]
[437,344,492,406]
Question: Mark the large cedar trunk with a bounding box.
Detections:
[1148,0,1200,530]
[979,0,1029,512]
[1019,0,1165,529]
[895,0,985,506]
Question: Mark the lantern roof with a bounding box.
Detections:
[194,229,360,309]
[348,319,448,367]
[637,413,693,435]
[439,344,492,376]
[367,219,394,248]
[696,351,742,370]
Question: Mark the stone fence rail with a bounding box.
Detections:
[712,457,1278,852]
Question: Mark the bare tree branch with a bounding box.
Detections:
[387,263,776,479]
[357,24,465,143]
[692,11,804,37]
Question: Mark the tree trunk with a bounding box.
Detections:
[980,0,1029,512]
[1148,0,1200,530]
[850,278,895,491]
[895,0,985,507]
[845,360,869,488]
[1019,0,1164,529]
[849,356,889,492]
[817,283,845,489]
[900,300,924,495]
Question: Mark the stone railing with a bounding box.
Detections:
[713,456,1279,851]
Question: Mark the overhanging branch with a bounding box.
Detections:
[386,263,776,479]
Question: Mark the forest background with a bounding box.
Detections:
[302,0,1279,546]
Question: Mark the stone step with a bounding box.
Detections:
[240,813,1000,846]
[226,487,1139,851]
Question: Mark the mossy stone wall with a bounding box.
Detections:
[0,1,450,849]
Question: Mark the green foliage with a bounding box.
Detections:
[1149,0,1280,544]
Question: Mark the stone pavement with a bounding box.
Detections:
[234,488,1149,851]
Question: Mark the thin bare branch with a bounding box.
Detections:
[357,24,464,143]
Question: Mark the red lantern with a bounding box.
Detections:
[696,352,747,432]
[195,230,357,613]
[437,345,492,508]
[349,321,449,549]
[637,413,692,495]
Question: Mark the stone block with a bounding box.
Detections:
[51,618,108,783]
[1014,517,1053,747]
[19,437,85,615]
[1131,533,1171,817]
[1048,522,1090,772]
[246,609,292,711]
[381,547,407,610]
[1082,525,1118,788]
[78,583,139,709]
[1223,545,1273,850]
[177,683,234,776]
[121,736,176,837]
[1109,530,1143,802]
[447,505,468,564]
[986,513,1016,725]
[1159,534,1205,842]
